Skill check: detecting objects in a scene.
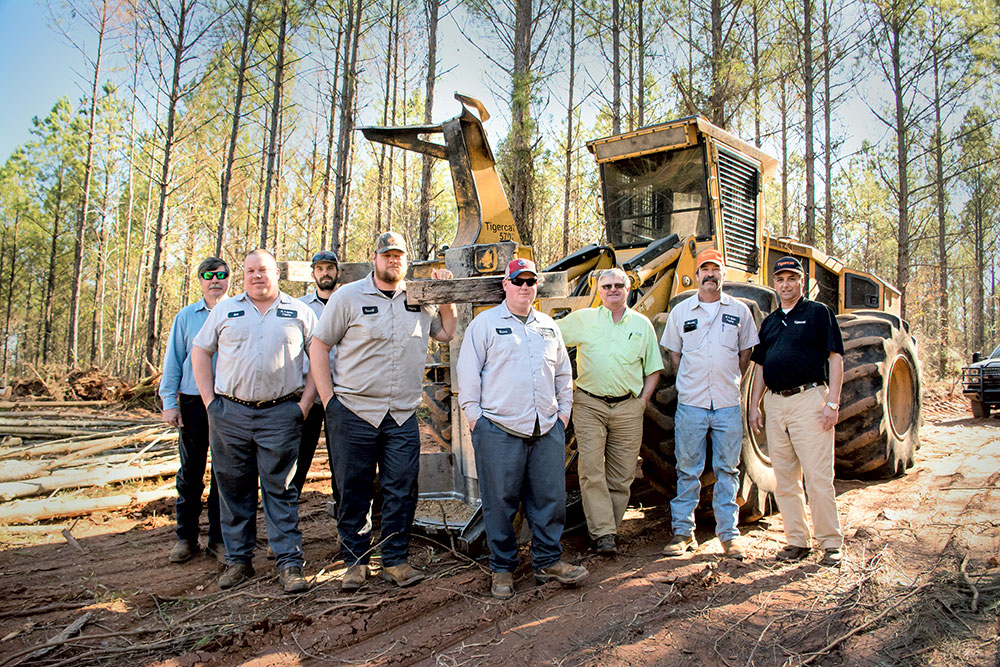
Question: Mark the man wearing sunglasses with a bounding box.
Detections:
[294,250,341,501]
[159,257,230,565]
[660,248,759,560]
[457,258,587,600]
[192,249,318,594]
[557,267,663,556]
[310,232,456,591]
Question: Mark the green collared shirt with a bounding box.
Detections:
[558,306,663,398]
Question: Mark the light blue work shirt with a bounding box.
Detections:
[158,299,216,411]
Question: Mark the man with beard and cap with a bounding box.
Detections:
[192,249,317,594]
[660,248,758,560]
[310,231,456,591]
[457,258,587,600]
[749,256,845,567]
[294,250,341,500]
[159,257,230,565]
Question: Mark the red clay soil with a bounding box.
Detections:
[1,392,997,666]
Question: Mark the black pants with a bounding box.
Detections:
[176,393,222,543]
[292,402,341,500]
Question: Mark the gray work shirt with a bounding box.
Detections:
[457,301,573,438]
[660,292,758,409]
[301,290,336,379]
[193,291,316,402]
[313,272,442,428]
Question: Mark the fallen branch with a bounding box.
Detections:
[794,583,932,666]
[0,460,178,501]
[959,555,980,613]
[0,601,89,620]
[0,484,175,524]
[17,611,92,664]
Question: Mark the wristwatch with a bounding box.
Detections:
[825,401,840,410]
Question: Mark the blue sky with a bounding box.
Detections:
[0,1,92,160]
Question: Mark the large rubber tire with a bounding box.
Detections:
[641,293,776,522]
[970,398,988,419]
[835,313,922,478]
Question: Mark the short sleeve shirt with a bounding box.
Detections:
[300,290,336,378]
[750,298,845,392]
[313,272,442,427]
[456,301,574,438]
[661,293,759,409]
[557,306,663,398]
[192,291,316,402]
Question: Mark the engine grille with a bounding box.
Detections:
[717,148,759,272]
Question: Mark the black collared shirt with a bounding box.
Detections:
[750,298,845,392]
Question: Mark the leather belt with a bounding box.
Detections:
[773,382,822,398]
[219,393,299,409]
[580,388,632,404]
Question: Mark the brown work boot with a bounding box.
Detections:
[382,563,426,587]
[534,561,588,586]
[819,548,843,567]
[594,534,617,555]
[169,539,198,563]
[662,534,697,557]
[279,566,309,593]
[776,545,812,562]
[219,562,254,590]
[205,541,226,564]
[341,564,369,591]
[491,571,515,600]
[721,537,746,561]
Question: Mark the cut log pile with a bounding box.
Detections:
[0,401,178,524]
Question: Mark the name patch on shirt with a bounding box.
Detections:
[683,319,698,333]
[722,314,740,326]
[228,310,245,318]
[538,327,556,339]
[276,308,297,319]
[793,320,806,325]
[495,327,512,335]
[404,302,421,313]
[362,306,379,315]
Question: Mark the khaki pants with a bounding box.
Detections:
[572,389,644,539]
[763,385,843,550]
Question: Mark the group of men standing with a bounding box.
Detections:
[158,238,846,599]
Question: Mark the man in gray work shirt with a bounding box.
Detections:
[457,258,587,600]
[192,249,317,594]
[310,231,456,591]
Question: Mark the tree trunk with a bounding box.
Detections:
[89,170,111,366]
[562,0,576,256]
[259,0,287,248]
[418,0,439,259]
[637,0,644,127]
[332,0,363,256]
[821,0,833,254]
[780,76,789,236]
[2,213,19,377]
[67,0,108,367]
[890,18,910,322]
[42,169,65,365]
[612,0,621,134]
[217,0,256,256]
[803,0,815,246]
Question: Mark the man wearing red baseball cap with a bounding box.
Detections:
[660,248,759,559]
[457,258,587,599]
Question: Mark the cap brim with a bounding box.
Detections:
[508,269,538,279]
[377,246,406,254]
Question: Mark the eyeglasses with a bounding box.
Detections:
[509,277,537,287]
[201,270,228,281]
[600,282,626,291]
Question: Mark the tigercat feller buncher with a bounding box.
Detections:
[361,93,922,551]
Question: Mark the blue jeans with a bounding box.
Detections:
[207,397,304,570]
[175,394,222,544]
[326,398,419,567]
[672,403,742,542]
[471,418,566,572]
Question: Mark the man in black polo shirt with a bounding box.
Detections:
[749,256,845,566]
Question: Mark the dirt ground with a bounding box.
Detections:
[1,391,998,667]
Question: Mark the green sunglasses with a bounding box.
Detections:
[201,270,229,280]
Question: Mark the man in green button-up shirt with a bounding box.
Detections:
[558,268,663,554]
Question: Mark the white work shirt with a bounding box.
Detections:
[300,290,336,379]
[457,301,573,438]
[313,273,442,428]
[660,292,758,409]
[193,291,316,402]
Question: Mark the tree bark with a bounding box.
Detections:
[418,0,440,259]
[259,0,288,248]
[67,0,108,367]
[562,0,576,256]
[803,0,815,246]
[332,0,363,256]
[42,169,64,365]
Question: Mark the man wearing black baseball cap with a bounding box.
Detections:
[748,256,845,566]
[294,250,341,500]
